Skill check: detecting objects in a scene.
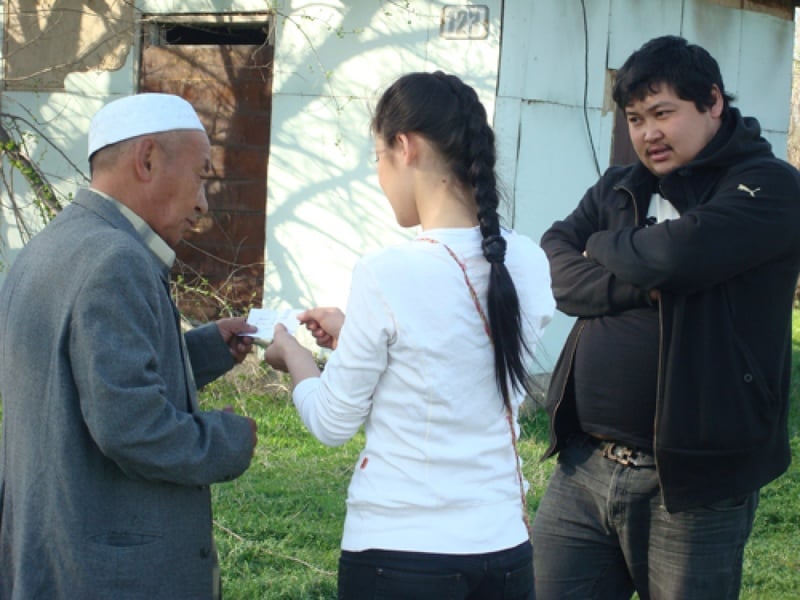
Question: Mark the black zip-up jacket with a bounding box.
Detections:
[540,108,800,512]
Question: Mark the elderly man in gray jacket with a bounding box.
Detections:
[0,94,258,599]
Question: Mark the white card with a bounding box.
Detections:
[242,308,302,341]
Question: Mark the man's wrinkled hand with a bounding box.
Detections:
[216,317,257,363]
[223,405,258,455]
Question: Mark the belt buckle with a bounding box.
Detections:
[602,442,638,466]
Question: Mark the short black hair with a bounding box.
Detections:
[613,35,735,114]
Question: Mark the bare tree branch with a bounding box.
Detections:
[0,119,62,220]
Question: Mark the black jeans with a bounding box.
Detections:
[337,541,534,600]
[532,434,759,599]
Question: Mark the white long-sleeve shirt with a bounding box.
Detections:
[293,226,554,554]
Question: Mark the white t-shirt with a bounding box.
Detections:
[293,226,554,554]
[647,192,680,223]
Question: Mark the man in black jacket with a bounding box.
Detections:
[533,35,800,599]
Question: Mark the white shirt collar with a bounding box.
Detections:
[89,187,176,268]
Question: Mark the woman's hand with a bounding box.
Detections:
[298,307,345,350]
[264,324,321,388]
[263,323,297,372]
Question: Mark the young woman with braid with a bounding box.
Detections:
[265,71,554,600]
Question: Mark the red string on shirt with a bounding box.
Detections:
[418,236,532,538]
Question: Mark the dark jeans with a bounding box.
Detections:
[337,541,534,600]
[531,434,759,600]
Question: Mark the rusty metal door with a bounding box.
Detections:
[140,20,273,320]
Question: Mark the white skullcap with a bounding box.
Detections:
[88,93,205,159]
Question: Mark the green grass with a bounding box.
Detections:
[738,310,800,599]
[0,314,798,598]
[201,375,555,600]
[204,312,800,599]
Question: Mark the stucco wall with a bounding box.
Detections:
[263,1,502,311]
[495,0,796,365]
[0,1,503,314]
[0,0,795,367]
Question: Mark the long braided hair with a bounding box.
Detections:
[370,71,530,410]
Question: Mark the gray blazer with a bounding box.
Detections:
[0,190,255,599]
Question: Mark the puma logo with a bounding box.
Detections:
[737,184,760,197]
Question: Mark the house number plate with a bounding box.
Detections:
[440,5,489,40]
